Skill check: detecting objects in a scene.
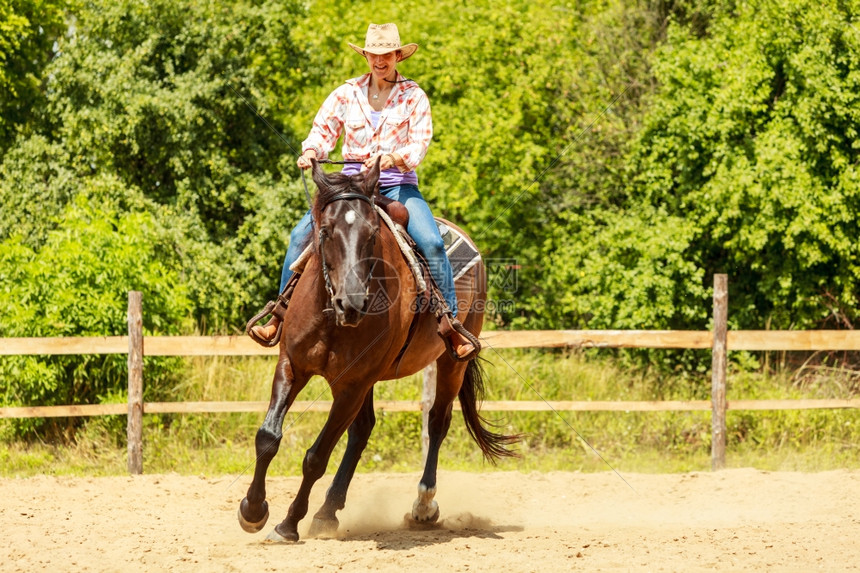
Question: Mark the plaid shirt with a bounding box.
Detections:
[302,73,433,172]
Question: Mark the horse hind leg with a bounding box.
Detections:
[410,358,463,523]
[410,356,518,524]
[307,387,376,538]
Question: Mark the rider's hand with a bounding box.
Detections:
[297,150,317,170]
[364,153,395,171]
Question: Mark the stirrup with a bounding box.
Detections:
[437,312,481,362]
[245,274,299,348]
[245,301,284,348]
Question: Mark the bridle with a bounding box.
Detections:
[317,190,379,304]
[301,159,380,307]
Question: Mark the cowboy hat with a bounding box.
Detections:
[348,23,418,60]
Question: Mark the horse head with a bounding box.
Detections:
[311,158,381,327]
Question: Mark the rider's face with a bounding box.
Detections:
[366,51,400,82]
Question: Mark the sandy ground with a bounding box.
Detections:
[1,468,858,572]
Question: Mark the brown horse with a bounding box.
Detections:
[237,159,517,542]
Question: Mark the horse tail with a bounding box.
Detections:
[458,356,520,463]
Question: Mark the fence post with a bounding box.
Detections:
[127,291,144,475]
[421,364,437,465]
[711,274,728,470]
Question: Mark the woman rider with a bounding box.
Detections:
[250,23,475,359]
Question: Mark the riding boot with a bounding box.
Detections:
[246,274,300,347]
[250,317,281,343]
[449,328,477,359]
[437,312,480,361]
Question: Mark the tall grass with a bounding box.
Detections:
[1,349,858,477]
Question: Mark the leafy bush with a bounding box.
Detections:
[0,184,191,438]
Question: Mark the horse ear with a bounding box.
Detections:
[310,158,328,190]
[364,156,381,195]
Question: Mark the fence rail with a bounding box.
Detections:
[6,329,860,356]
[2,276,859,473]
[3,399,859,420]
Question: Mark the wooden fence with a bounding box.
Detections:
[1,275,859,473]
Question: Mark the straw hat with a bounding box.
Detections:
[348,23,418,60]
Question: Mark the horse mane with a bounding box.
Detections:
[311,169,378,222]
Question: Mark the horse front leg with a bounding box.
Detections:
[266,386,367,543]
[238,356,300,533]
[308,386,376,538]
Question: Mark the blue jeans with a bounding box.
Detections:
[279,184,459,317]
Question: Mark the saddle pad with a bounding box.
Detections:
[435,218,481,281]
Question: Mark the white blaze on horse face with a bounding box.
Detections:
[344,210,357,225]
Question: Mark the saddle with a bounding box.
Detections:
[375,194,409,228]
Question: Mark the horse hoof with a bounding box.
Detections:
[265,526,299,544]
[308,516,339,538]
[403,512,441,529]
[411,499,440,522]
[238,499,269,533]
[411,483,440,522]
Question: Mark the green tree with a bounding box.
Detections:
[1,0,309,328]
[0,0,309,439]
[541,0,860,334]
[629,0,860,330]
[0,0,71,154]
